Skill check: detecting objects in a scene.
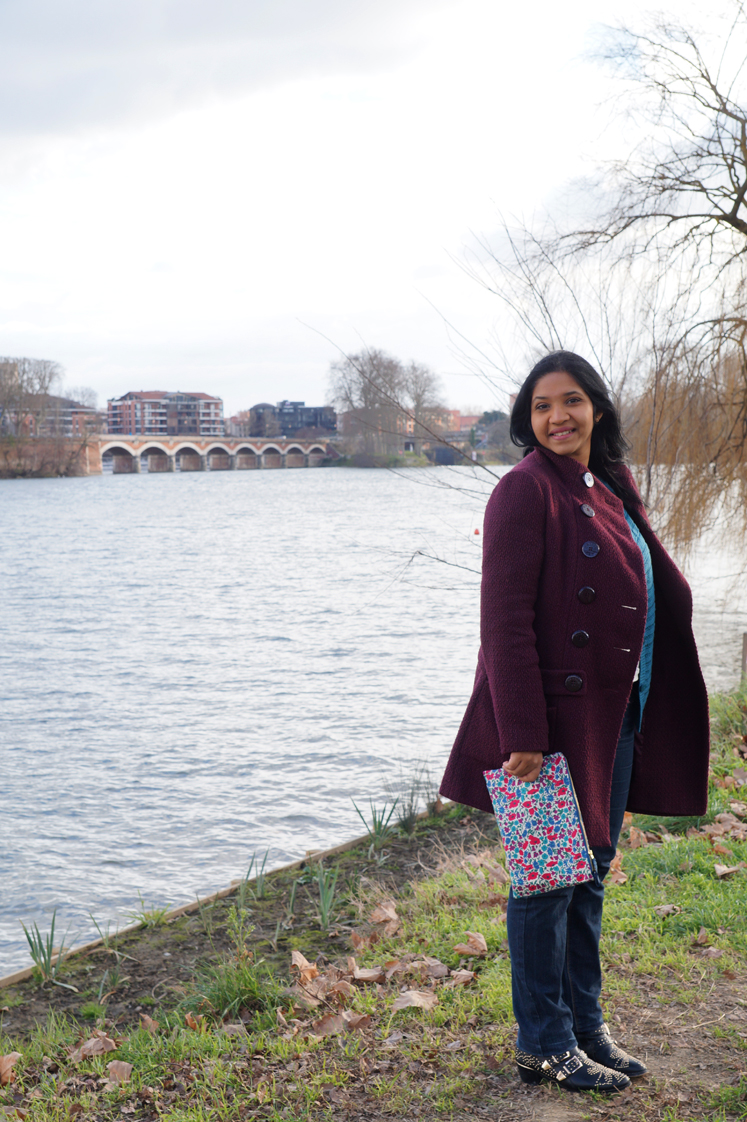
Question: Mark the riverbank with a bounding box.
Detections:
[2,686,747,1121]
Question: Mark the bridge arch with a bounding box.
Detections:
[101,444,138,473]
[262,445,282,468]
[308,445,327,466]
[234,444,259,469]
[285,445,305,468]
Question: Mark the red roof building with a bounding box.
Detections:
[107,391,224,436]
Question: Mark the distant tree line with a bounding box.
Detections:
[0,356,99,478]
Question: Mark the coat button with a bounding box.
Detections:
[577,586,596,603]
[581,503,595,518]
[564,674,583,692]
[583,471,594,487]
[582,541,600,558]
[571,630,590,648]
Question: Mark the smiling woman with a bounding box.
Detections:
[440,349,710,1091]
[529,371,601,466]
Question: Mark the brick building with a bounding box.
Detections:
[107,391,224,436]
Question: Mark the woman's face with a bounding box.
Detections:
[530,371,600,467]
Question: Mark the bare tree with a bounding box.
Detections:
[462,2,747,553]
[329,349,447,458]
[0,356,62,436]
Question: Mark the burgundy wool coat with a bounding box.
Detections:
[440,445,710,847]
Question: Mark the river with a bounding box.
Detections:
[1,465,745,973]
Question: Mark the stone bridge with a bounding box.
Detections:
[95,436,331,473]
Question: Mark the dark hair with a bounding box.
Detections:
[510,351,641,510]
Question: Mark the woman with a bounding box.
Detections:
[440,351,709,1093]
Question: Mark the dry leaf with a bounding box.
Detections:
[106,1061,133,1085]
[0,1053,22,1087]
[328,979,356,1000]
[653,904,681,918]
[607,852,628,885]
[622,811,633,828]
[370,900,398,925]
[446,969,476,987]
[391,989,438,1012]
[139,1014,159,1034]
[453,931,488,957]
[715,863,741,878]
[343,1012,372,1032]
[693,926,710,946]
[628,826,647,849]
[310,1013,345,1038]
[70,1032,117,1063]
[255,1082,270,1103]
[422,956,449,978]
[291,950,319,983]
[184,1013,204,1032]
[353,967,386,984]
[699,946,723,958]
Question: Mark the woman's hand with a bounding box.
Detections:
[502,752,544,782]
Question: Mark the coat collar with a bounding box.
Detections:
[525,445,630,512]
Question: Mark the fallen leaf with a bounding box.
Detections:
[607,852,628,885]
[734,767,747,786]
[730,801,747,817]
[291,950,319,983]
[715,863,741,878]
[713,843,734,856]
[70,1032,117,1063]
[255,1082,270,1103]
[343,1012,372,1032]
[653,904,681,918]
[391,989,438,1012]
[328,979,356,1000]
[445,969,476,987]
[693,926,710,946]
[184,1013,204,1032]
[622,811,633,828]
[370,899,398,925]
[310,1013,345,1038]
[353,967,386,984]
[628,826,647,849]
[221,1022,248,1035]
[0,1053,22,1087]
[422,956,449,978]
[106,1061,133,1085]
[485,864,510,886]
[699,947,723,958]
[453,931,488,957]
[139,1014,159,1034]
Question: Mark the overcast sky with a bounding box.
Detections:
[0,0,688,415]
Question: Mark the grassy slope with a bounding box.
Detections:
[1,684,747,1122]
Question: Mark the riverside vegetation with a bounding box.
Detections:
[2,687,747,1122]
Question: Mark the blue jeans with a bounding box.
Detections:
[506,687,638,1056]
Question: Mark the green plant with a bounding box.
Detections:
[88,913,120,954]
[179,905,283,1023]
[126,892,171,928]
[313,862,339,931]
[78,1001,106,1021]
[238,850,271,906]
[352,797,398,853]
[20,910,77,988]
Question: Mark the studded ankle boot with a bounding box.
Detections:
[576,1024,647,1079]
[516,1046,631,1092]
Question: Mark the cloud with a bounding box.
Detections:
[0,0,452,135]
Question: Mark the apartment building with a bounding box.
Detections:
[107,391,224,436]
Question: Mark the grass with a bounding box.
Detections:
[352,797,398,854]
[19,909,76,987]
[125,892,171,928]
[3,684,747,1122]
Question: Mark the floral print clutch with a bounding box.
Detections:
[483,753,596,897]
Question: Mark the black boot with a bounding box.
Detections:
[516,1046,631,1092]
[576,1024,647,1079]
